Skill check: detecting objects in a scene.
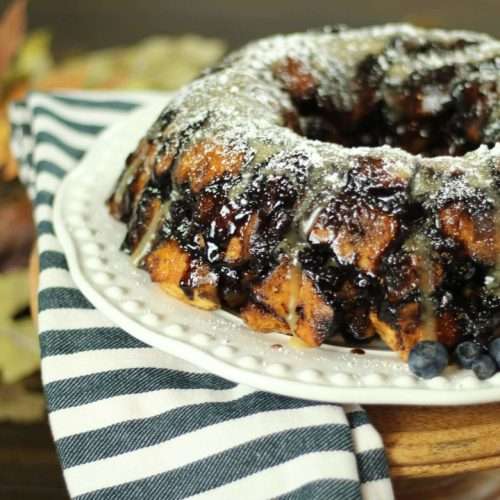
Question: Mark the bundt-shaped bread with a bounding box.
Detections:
[108,24,500,360]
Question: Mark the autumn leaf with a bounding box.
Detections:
[0,269,39,385]
[0,380,45,423]
[0,0,27,76]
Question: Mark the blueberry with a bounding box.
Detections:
[455,341,482,369]
[471,354,497,380]
[408,341,449,379]
[489,338,500,367]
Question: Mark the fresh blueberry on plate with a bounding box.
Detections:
[454,341,482,369]
[408,341,449,379]
[471,354,497,380]
[488,338,500,367]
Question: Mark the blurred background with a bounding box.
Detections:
[24,1,500,54]
[0,1,499,499]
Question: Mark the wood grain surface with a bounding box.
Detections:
[367,405,500,478]
[0,412,68,500]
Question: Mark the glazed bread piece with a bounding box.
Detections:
[108,24,500,359]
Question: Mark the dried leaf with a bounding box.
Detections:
[0,119,14,180]
[0,380,44,422]
[38,34,226,91]
[0,152,19,182]
[0,270,39,384]
[0,0,27,76]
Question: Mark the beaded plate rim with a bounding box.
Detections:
[54,101,500,405]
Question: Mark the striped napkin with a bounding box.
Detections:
[10,91,394,500]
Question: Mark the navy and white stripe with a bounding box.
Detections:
[11,91,394,500]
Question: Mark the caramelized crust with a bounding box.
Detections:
[311,203,399,274]
[274,57,317,102]
[435,308,462,347]
[296,274,334,346]
[370,308,424,360]
[144,239,219,310]
[175,141,245,192]
[242,266,334,347]
[107,138,155,220]
[439,203,497,265]
[251,261,297,321]
[144,239,190,285]
[224,212,259,263]
[241,302,290,333]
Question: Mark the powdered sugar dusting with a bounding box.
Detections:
[109,24,500,361]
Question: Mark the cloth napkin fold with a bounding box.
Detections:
[10,91,394,500]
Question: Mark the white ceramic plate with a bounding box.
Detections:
[54,102,500,405]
